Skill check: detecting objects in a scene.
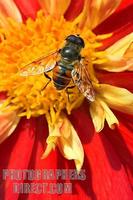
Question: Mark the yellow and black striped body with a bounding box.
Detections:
[53,61,73,90]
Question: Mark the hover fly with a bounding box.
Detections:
[19,35,95,102]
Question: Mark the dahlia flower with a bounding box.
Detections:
[0,0,133,199]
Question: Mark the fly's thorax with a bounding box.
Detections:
[60,45,81,63]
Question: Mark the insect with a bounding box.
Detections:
[19,35,95,102]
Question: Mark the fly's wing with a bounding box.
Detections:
[71,62,95,102]
[19,50,58,77]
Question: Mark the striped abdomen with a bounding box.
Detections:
[53,62,73,90]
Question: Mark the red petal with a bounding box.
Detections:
[97,71,133,93]
[117,0,133,12]
[0,92,7,100]
[14,0,40,20]
[64,0,84,20]
[94,4,133,49]
[0,118,36,200]
[102,24,133,50]
[69,103,133,199]
[95,2,133,34]
[102,110,133,187]
[18,116,60,200]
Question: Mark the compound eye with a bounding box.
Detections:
[76,37,85,48]
[65,35,77,43]
[65,35,85,48]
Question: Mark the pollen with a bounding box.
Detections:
[0,11,110,124]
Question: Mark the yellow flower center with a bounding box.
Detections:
[0,11,111,124]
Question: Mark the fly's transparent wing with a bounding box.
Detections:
[71,62,95,102]
[19,60,56,76]
[19,50,58,77]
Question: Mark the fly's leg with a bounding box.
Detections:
[43,73,52,89]
[65,85,76,102]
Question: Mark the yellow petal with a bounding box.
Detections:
[41,118,60,158]
[98,98,119,129]
[39,0,71,18]
[38,0,51,14]
[96,84,133,115]
[79,0,122,29]
[41,143,56,159]
[90,98,105,132]
[57,117,84,172]
[97,33,133,72]
[0,12,9,28]
[106,33,133,58]
[97,59,132,72]
[78,0,90,29]
[0,103,20,143]
[0,0,22,27]
[90,97,118,132]
[43,114,84,171]
[125,42,133,71]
